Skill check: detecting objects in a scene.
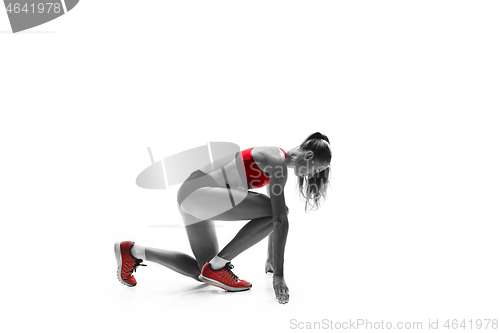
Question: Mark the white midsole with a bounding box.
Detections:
[198,275,251,292]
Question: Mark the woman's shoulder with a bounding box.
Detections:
[252,146,287,167]
[252,146,285,156]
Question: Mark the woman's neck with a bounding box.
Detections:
[284,147,301,168]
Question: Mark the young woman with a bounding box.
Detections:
[115,132,332,304]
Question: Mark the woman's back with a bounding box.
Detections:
[198,146,286,190]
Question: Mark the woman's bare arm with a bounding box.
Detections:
[265,185,274,273]
[268,163,290,304]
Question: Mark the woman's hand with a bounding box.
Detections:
[273,275,289,304]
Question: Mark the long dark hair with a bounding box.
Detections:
[297,132,332,211]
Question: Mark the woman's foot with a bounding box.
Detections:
[114,241,146,287]
[199,262,252,292]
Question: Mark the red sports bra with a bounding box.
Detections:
[240,147,287,189]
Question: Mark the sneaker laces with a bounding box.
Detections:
[126,258,147,277]
[223,263,239,281]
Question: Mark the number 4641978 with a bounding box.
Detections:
[6,3,62,14]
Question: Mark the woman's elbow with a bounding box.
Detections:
[273,215,289,227]
[272,206,289,224]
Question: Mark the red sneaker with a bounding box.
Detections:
[114,241,146,287]
[199,262,252,292]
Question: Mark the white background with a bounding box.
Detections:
[1,1,499,332]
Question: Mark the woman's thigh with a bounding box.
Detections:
[180,187,273,221]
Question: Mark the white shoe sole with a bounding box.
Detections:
[198,274,251,292]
